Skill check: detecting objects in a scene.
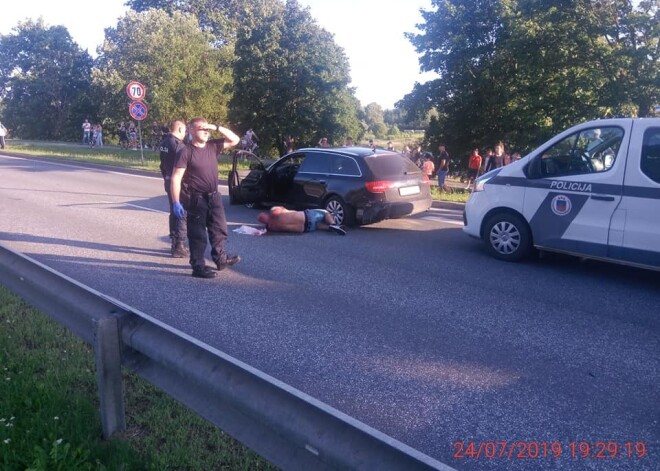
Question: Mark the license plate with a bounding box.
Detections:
[399,185,420,196]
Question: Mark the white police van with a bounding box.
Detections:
[463,118,660,271]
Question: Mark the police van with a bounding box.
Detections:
[463,118,660,271]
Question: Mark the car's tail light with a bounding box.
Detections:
[365,180,394,193]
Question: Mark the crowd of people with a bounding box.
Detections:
[82,119,104,148]
[397,141,523,191]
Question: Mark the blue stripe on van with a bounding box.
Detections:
[489,175,660,199]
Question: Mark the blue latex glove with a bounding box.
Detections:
[173,201,185,219]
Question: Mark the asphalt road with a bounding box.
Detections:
[1,153,658,471]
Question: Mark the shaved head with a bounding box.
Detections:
[169,120,186,140]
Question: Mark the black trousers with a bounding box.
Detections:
[164,180,187,242]
[185,191,228,268]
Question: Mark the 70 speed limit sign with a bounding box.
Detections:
[126,81,146,100]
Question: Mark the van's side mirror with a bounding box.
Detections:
[525,158,541,179]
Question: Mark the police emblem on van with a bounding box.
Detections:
[551,195,572,216]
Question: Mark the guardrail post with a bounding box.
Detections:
[94,316,126,439]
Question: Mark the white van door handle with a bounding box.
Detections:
[591,195,615,201]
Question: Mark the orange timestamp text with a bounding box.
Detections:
[453,440,648,460]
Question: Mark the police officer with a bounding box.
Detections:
[159,120,189,258]
[170,117,241,279]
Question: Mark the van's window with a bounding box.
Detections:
[530,127,624,179]
[641,128,660,184]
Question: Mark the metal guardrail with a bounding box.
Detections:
[0,243,454,471]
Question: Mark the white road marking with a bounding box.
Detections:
[422,207,464,225]
[420,216,463,226]
[99,201,167,214]
[2,154,159,180]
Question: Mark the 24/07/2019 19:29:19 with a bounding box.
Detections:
[453,440,648,460]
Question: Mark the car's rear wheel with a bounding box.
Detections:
[483,212,532,262]
[325,196,355,226]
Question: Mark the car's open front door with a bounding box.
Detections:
[228,150,268,205]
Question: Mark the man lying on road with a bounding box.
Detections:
[257,207,346,235]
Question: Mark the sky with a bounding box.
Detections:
[1,0,436,110]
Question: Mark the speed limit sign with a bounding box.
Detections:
[126,81,146,100]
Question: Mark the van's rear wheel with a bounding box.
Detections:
[483,213,532,262]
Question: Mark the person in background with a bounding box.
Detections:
[482,147,494,173]
[466,147,482,190]
[387,141,394,151]
[151,121,162,150]
[90,124,99,148]
[485,142,505,171]
[412,144,423,167]
[159,120,188,258]
[283,135,295,154]
[0,121,8,149]
[82,119,91,144]
[422,152,435,179]
[344,136,354,146]
[129,122,138,150]
[95,124,103,148]
[118,122,129,149]
[170,117,241,279]
[318,137,330,148]
[436,144,451,192]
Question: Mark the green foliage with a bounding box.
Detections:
[126,0,245,47]
[0,19,95,140]
[93,9,233,130]
[387,124,401,136]
[406,0,660,155]
[371,122,388,139]
[229,0,362,152]
[364,102,385,129]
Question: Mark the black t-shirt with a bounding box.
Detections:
[438,151,450,171]
[159,134,183,179]
[174,140,225,193]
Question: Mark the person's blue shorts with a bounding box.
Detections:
[304,209,328,232]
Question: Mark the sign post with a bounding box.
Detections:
[128,95,149,164]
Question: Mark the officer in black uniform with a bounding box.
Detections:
[170,117,241,279]
[159,120,189,258]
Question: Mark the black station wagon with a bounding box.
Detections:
[228,147,432,225]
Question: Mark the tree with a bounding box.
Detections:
[229,0,361,151]
[93,9,233,130]
[0,18,94,140]
[406,0,659,154]
[364,102,385,134]
[125,0,364,152]
[126,0,246,47]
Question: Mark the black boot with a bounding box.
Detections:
[192,265,217,278]
[216,254,241,271]
[171,240,189,258]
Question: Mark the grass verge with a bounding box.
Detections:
[0,286,276,471]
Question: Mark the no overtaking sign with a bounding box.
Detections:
[129,101,148,121]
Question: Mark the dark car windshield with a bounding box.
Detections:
[363,154,422,178]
